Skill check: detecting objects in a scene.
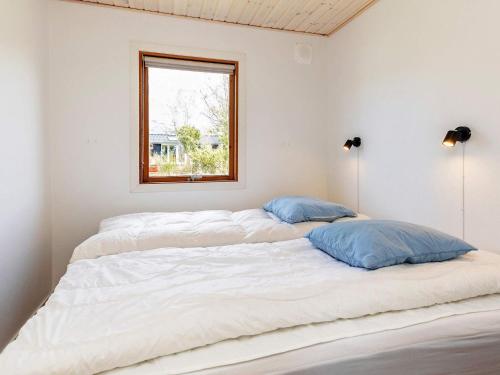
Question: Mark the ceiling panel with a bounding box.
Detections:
[73,0,377,36]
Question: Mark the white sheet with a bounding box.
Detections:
[2,239,500,375]
[71,208,369,262]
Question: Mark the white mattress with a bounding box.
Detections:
[2,238,500,375]
[71,209,370,262]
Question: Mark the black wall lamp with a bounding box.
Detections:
[343,136,362,213]
[343,137,361,151]
[442,126,472,241]
[442,126,471,147]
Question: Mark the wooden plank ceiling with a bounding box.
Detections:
[73,0,376,36]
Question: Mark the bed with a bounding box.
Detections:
[1,236,500,375]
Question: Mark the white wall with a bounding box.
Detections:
[48,1,328,281]
[326,0,500,251]
[0,0,52,349]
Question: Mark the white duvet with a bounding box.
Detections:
[2,238,500,375]
[71,209,368,262]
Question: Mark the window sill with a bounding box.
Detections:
[130,179,245,193]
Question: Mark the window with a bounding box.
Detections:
[139,51,238,183]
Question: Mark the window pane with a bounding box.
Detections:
[148,67,230,177]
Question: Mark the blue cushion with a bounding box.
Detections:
[263,196,356,224]
[306,220,476,270]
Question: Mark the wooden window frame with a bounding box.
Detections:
[139,51,238,184]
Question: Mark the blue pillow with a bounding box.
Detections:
[306,220,476,270]
[263,196,356,224]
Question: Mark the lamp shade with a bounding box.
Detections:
[442,130,457,147]
[343,140,353,150]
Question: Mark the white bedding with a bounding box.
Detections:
[71,209,369,262]
[2,238,500,375]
